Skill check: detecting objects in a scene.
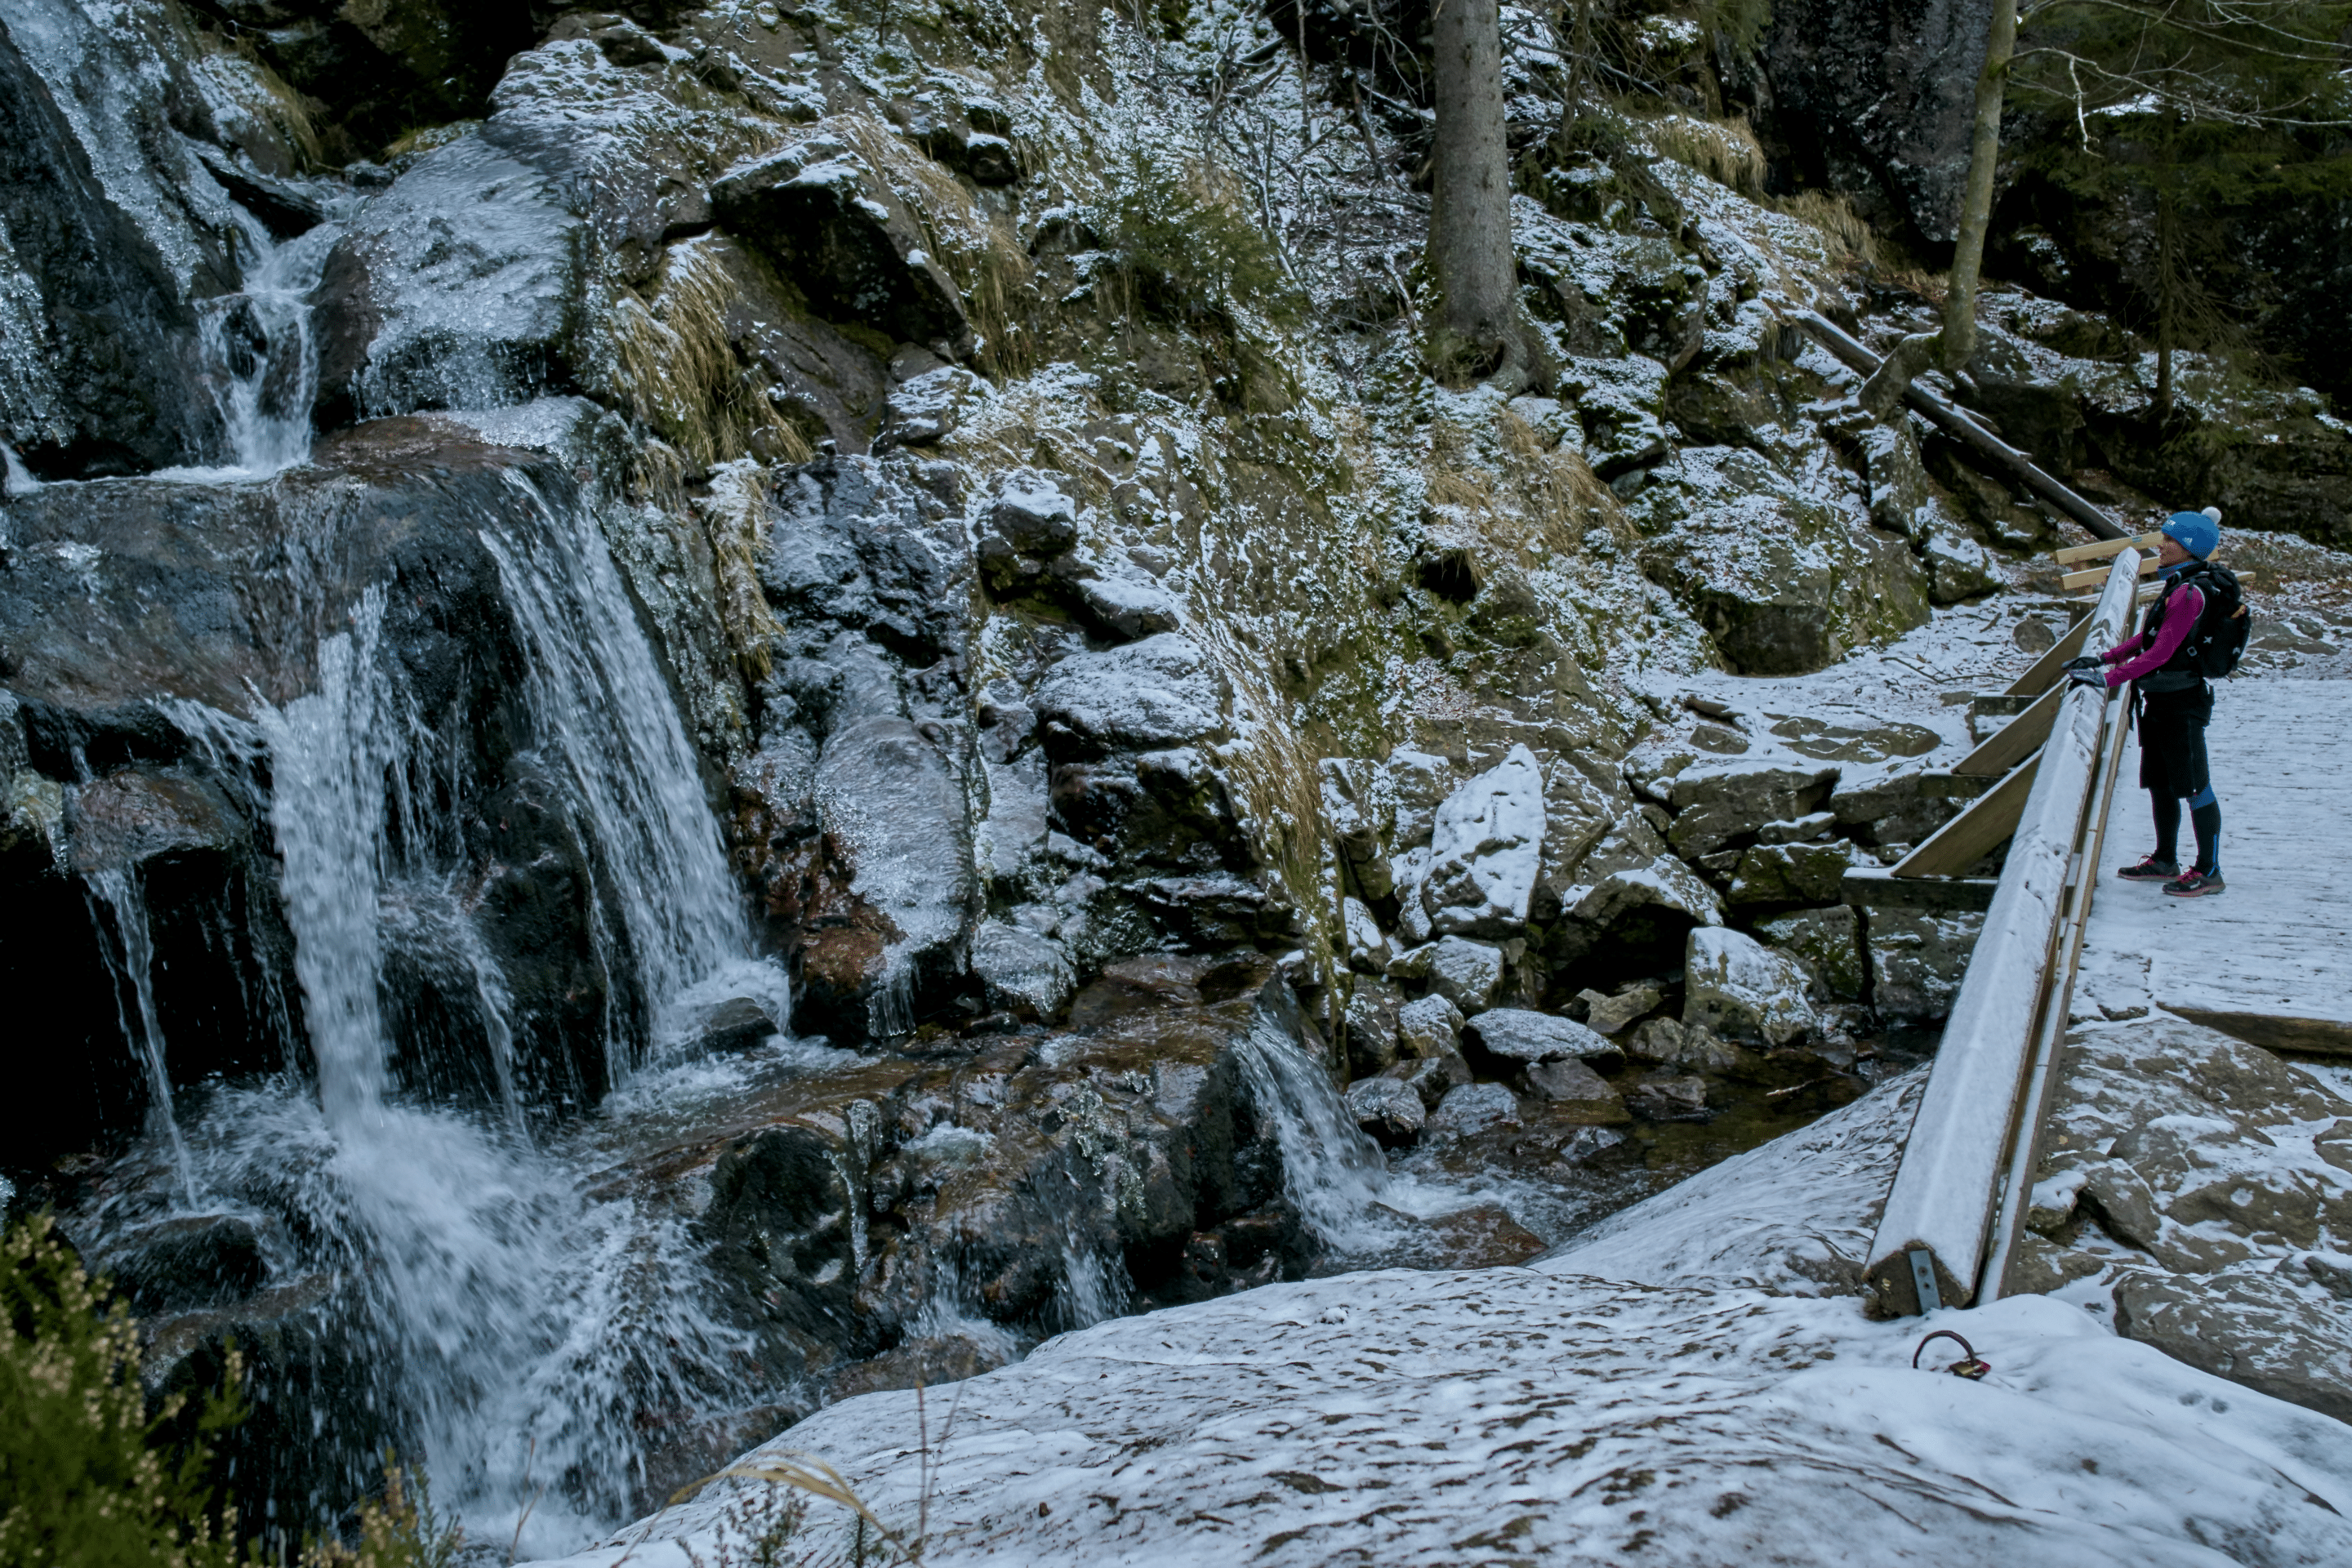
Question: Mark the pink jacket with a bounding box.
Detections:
[2099,577,2205,687]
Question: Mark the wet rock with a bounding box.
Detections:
[1629,1073,1709,1120]
[1726,840,1860,906]
[1520,1056,1624,1114]
[2114,1270,2352,1424]
[1344,1077,1426,1147]
[65,768,243,876]
[1577,982,1663,1035]
[1683,927,1816,1045]
[1419,744,1544,938]
[90,1213,273,1316]
[1380,1049,1472,1112]
[1868,908,1983,1020]
[1387,936,1505,1011]
[711,145,970,351]
[1430,1082,1521,1138]
[1627,1017,1743,1073]
[1539,808,1726,974]
[1343,975,1403,1074]
[1755,906,1866,1002]
[696,996,783,1055]
[1664,760,1841,859]
[1395,993,1463,1059]
[1034,634,1227,757]
[969,919,1074,1021]
[824,1330,1011,1403]
[1461,1008,1617,1071]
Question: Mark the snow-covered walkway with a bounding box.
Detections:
[2074,677,2352,1047]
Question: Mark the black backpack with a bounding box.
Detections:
[2182,563,2252,679]
[2154,566,2257,681]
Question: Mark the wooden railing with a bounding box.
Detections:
[1858,549,2143,1315]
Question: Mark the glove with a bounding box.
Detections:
[2063,655,2102,673]
[2066,668,2108,692]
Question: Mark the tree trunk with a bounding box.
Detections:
[1429,0,1526,385]
[1939,0,2020,370]
[2154,149,2178,420]
[1860,0,2018,416]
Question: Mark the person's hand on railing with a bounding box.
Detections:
[2066,667,2108,692]
[2064,655,2102,673]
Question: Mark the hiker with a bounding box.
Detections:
[2067,507,2231,897]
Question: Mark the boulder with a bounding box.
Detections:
[1034,635,1227,757]
[1726,840,1861,906]
[1665,760,1841,858]
[1430,1081,1521,1138]
[1577,982,1662,1035]
[1419,744,1545,937]
[880,367,987,447]
[1345,1076,1426,1148]
[1868,908,1983,1020]
[2114,1270,2352,1424]
[1922,528,2003,604]
[1343,977,1404,1075]
[1396,993,1464,1059]
[1755,906,1866,1002]
[969,919,1074,1020]
[1682,927,1817,1045]
[1627,1017,1744,1073]
[982,469,1080,563]
[711,146,970,350]
[1076,575,1183,640]
[1388,937,1506,1012]
[1520,1056,1625,1116]
[1829,771,1978,847]
[1342,897,1392,973]
[1629,1073,1709,1120]
[1461,1008,1616,1069]
[1380,1050,1472,1112]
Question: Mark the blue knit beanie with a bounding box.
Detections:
[2162,509,2220,560]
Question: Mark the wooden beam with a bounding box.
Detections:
[1954,682,2064,777]
[2060,555,2158,592]
[2164,1008,2352,1059]
[2053,532,2161,565]
[1795,313,2129,541]
[2005,611,2095,697]
[1842,867,2000,912]
[1890,748,2042,877]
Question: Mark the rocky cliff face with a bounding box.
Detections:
[6,0,2352,1551]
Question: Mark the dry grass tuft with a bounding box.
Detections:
[600,240,808,470]
[1637,110,1766,194]
[1771,190,1886,271]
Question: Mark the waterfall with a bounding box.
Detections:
[83,870,196,1202]
[1232,1006,1395,1250]
[154,217,338,482]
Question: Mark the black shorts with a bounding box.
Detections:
[2138,683,2213,800]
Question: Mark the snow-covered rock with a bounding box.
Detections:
[1343,1076,1424,1147]
[1683,926,1816,1045]
[1075,573,1182,640]
[1033,634,1226,753]
[1869,908,1984,1020]
[1392,992,1463,1058]
[1386,935,1505,1011]
[554,1246,2352,1566]
[1419,742,1545,936]
[1460,1006,1615,1067]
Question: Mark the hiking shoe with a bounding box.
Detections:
[2117,856,2180,881]
[2163,871,2226,898]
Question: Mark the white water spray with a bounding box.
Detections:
[83,869,197,1203]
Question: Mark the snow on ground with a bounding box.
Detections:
[1530,1065,1924,1295]
[538,1268,2352,1567]
[531,1062,2352,1568]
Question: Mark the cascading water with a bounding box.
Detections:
[70,475,795,1552]
[82,869,197,1203]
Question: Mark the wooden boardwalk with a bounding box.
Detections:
[2071,677,2352,1055]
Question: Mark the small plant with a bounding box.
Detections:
[1092,149,1301,332]
[302,1458,466,1568]
[0,1211,249,1567]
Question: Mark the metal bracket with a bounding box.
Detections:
[1909,1248,1944,1312]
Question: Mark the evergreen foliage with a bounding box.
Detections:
[0,1214,461,1568]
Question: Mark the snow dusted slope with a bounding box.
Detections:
[542,1266,2352,1566]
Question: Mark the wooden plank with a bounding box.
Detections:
[1954,683,2064,777]
[1796,313,2129,541]
[2052,532,2161,565]
[2005,613,2094,697]
[2167,1009,2352,1059]
[1889,748,2042,876]
[1841,867,2000,912]
[2060,555,2158,592]
[1864,549,2144,1316]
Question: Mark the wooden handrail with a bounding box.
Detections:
[1860,547,2143,1316]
